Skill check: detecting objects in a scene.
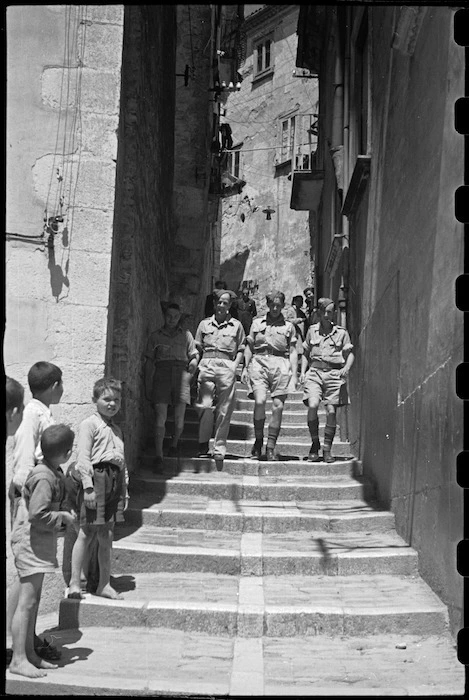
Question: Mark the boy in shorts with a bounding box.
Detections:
[9,424,77,678]
[7,362,64,664]
[242,291,297,461]
[144,303,199,470]
[299,298,354,462]
[67,377,128,600]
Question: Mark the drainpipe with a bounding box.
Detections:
[331,52,343,148]
[341,7,351,328]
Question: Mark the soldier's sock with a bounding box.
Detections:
[266,426,280,450]
[324,424,336,450]
[155,427,165,457]
[254,419,265,443]
[307,418,319,447]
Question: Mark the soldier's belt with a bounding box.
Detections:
[203,350,234,360]
[310,360,341,370]
[254,348,288,357]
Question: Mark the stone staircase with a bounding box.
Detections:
[6,383,463,695]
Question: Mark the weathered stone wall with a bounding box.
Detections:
[170,5,215,332]
[107,5,177,465]
[346,7,464,634]
[5,4,124,613]
[220,6,315,312]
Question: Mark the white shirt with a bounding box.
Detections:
[12,399,55,490]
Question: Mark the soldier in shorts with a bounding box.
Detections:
[242,291,297,461]
[299,297,354,463]
[195,290,246,471]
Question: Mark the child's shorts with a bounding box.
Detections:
[78,462,125,527]
[302,367,349,406]
[11,499,58,579]
[248,355,291,399]
[152,361,191,405]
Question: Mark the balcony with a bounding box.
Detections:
[290,113,324,211]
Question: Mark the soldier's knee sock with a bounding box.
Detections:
[155,426,165,456]
[307,418,320,447]
[324,424,336,450]
[266,426,280,450]
[254,419,265,444]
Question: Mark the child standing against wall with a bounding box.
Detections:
[9,424,77,678]
[6,376,25,436]
[7,362,65,664]
[67,377,129,600]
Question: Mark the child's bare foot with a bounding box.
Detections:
[34,656,58,669]
[67,585,84,600]
[95,585,123,600]
[9,658,48,678]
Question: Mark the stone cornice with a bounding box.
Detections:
[243,4,294,35]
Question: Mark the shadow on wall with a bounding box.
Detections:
[48,233,70,302]
[220,249,250,293]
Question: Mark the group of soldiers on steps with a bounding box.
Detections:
[144,285,354,471]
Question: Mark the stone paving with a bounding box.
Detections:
[6,616,464,696]
[6,385,465,695]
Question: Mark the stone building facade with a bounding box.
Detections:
[296,5,463,635]
[218,4,318,312]
[5,3,241,612]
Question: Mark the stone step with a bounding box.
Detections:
[174,436,353,459]
[138,455,361,477]
[110,526,419,576]
[234,397,312,412]
[7,617,463,697]
[129,472,371,502]
[234,385,305,401]
[57,572,451,638]
[163,417,342,440]
[124,494,396,533]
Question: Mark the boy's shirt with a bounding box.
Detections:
[22,460,69,531]
[75,412,128,494]
[12,399,55,491]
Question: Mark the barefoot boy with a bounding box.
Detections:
[7,362,65,664]
[9,424,77,678]
[67,377,128,600]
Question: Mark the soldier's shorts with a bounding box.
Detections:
[303,367,349,406]
[248,355,291,399]
[152,361,191,405]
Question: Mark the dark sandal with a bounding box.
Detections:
[35,638,62,660]
[67,590,84,600]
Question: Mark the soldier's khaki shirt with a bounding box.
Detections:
[303,323,353,367]
[195,315,246,359]
[247,314,296,356]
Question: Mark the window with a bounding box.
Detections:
[254,34,273,76]
[226,145,241,178]
[277,114,296,165]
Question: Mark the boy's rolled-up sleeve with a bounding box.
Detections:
[76,420,95,490]
[12,411,40,491]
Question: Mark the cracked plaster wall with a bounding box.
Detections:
[219,6,315,313]
[5,4,124,614]
[344,7,463,635]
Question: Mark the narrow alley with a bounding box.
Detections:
[6,383,463,695]
[4,3,465,697]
